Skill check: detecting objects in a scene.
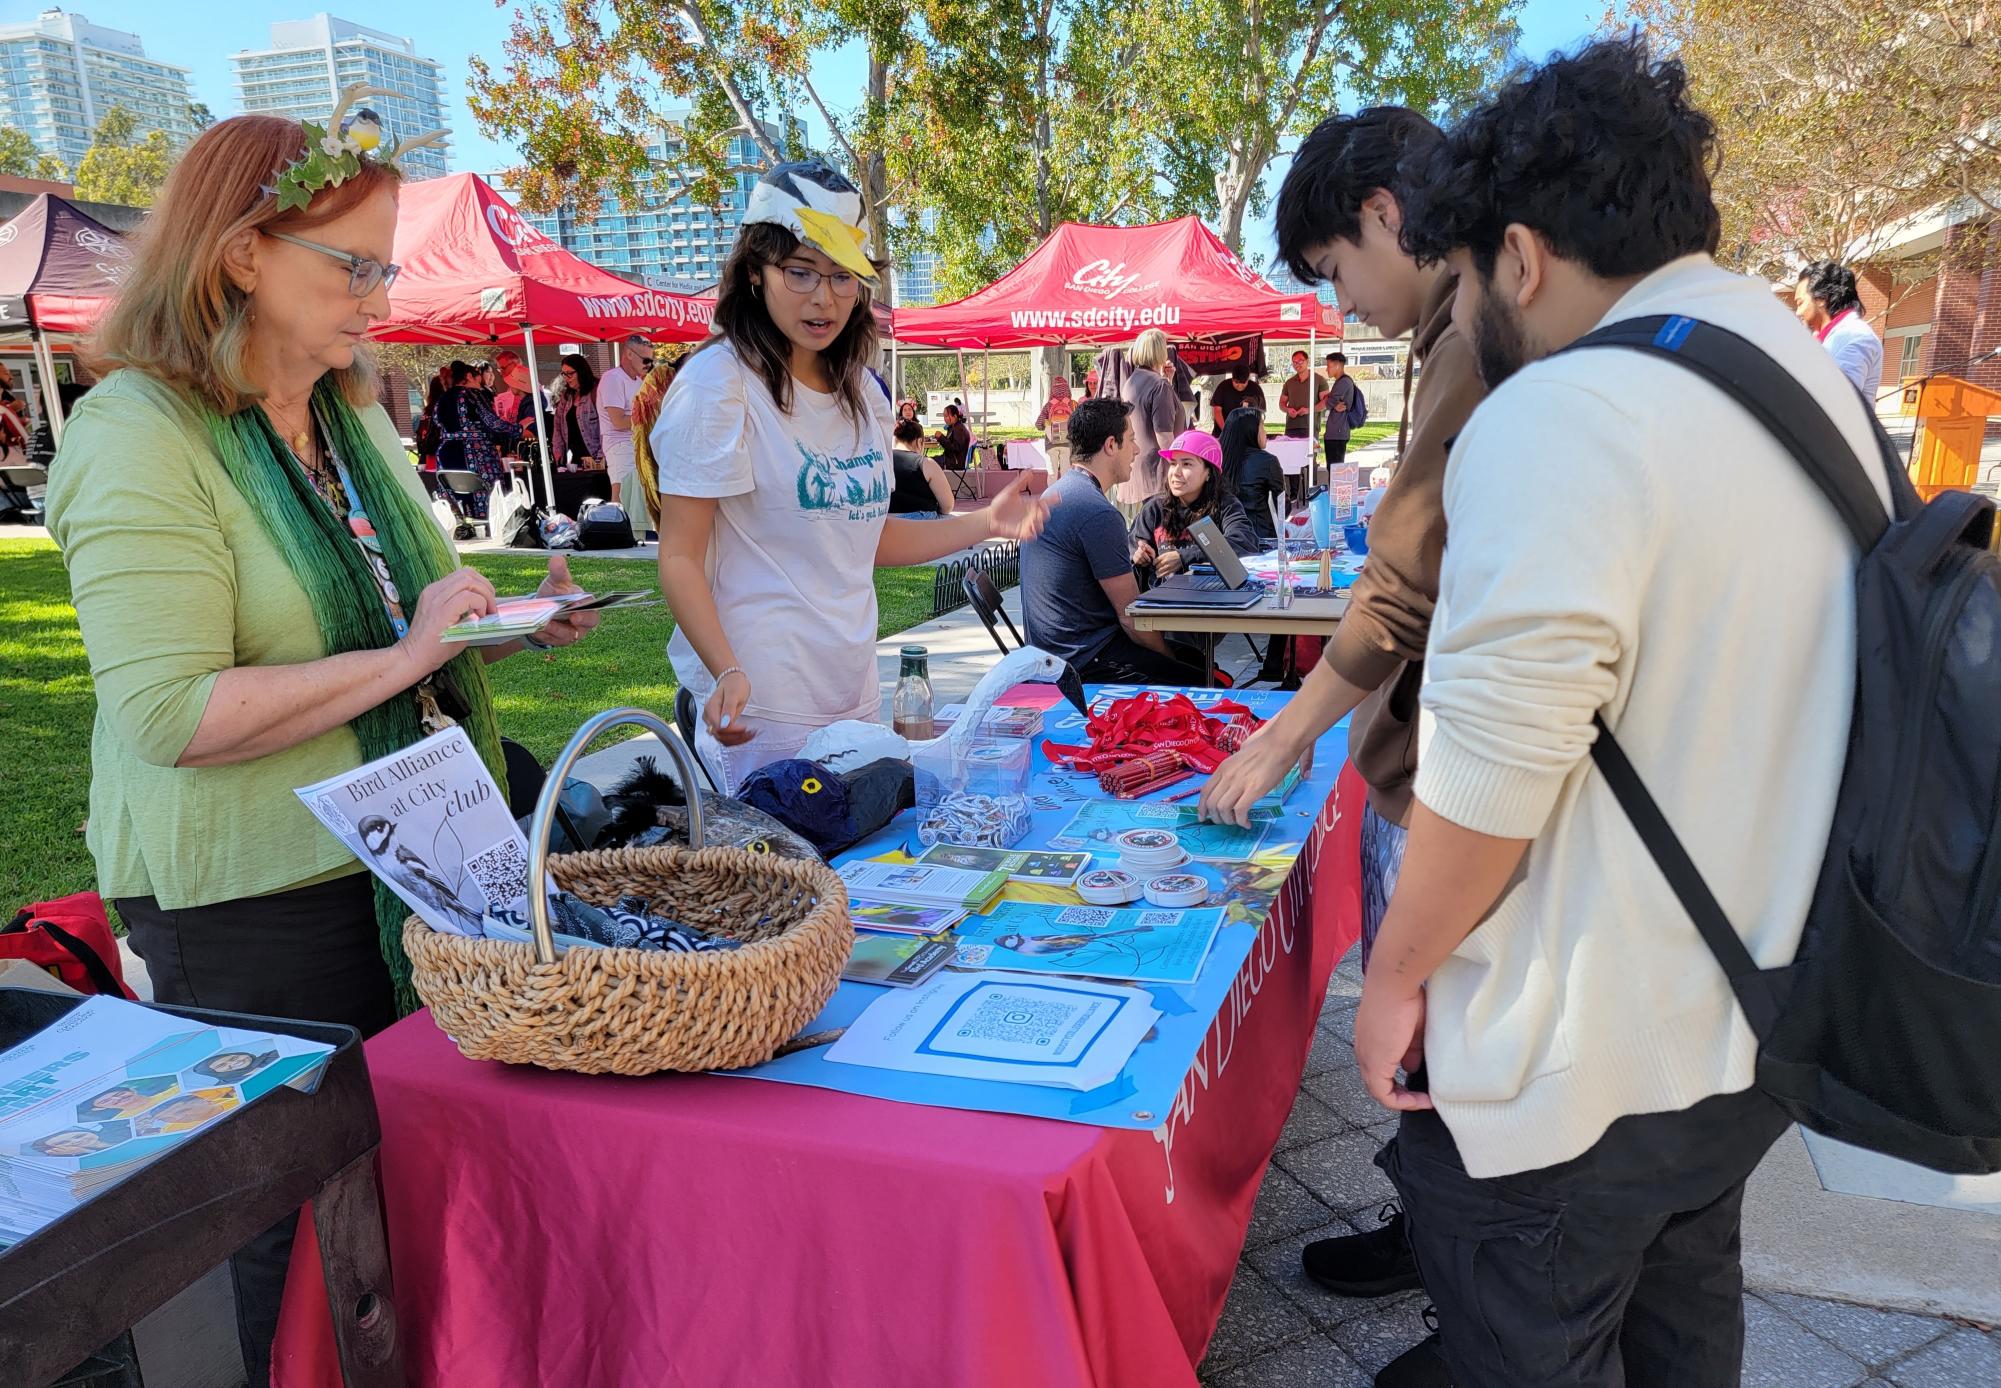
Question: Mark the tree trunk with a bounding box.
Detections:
[1216,144,1256,254]
[867,44,892,292]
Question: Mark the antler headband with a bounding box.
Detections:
[269,82,448,213]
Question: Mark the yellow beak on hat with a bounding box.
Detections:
[795,207,878,284]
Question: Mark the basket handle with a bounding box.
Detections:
[526,707,708,965]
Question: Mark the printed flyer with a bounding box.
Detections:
[296,727,528,938]
[953,901,1224,985]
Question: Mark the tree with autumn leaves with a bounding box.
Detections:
[1628,0,2001,282]
[467,0,1521,300]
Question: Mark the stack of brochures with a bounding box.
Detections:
[838,861,1008,914]
[442,590,659,646]
[0,996,335,1248]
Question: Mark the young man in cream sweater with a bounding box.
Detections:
[1355,37,1893,1387]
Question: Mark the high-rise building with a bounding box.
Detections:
[892,209,940,306]
[231,16,450,181]
[0,9,196,173]
[505,116,803,287]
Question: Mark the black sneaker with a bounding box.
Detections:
[1375,1322,1451,1388]
[1301,1203,1423,1297]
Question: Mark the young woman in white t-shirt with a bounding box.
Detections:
[654,162,1052,792]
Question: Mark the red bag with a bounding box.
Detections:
[1042,691,1262,775]
[1,892,138,999]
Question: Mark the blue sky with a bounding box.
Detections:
[67,0,1610,254]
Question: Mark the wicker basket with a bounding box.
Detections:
[404,710,853,1075]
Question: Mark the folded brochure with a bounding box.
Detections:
[442,590,659,645]
[295,727,528,939]
[842,935,956,987]
[838,860,1007,911]
[912,844,1090,886]
[825,971,1159,1091]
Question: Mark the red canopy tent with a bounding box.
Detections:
[888,216,1340,349]
[370,173,718,495]
[0,194,133,443]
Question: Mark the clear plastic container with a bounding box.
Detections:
[913,733,1033,848]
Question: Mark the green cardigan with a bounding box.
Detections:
[47,370,438,909]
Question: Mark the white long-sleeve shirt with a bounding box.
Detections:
[1821,308,1885,402]
[1414,256,1893,1178]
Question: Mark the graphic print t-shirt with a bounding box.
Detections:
[655,341,895,725]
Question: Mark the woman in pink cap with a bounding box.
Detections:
[1129,427,1262,586]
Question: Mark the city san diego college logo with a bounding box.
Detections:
[1064,258,1157,302]
[485,202,557,253]
[75,227,132,283]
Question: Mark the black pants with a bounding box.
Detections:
[1325,436,1349,470]
[1079,630,1209,686]
[1380,1087,1790,1388]
[119,873,395,1388]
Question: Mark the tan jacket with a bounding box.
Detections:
[1330,270,1486,824]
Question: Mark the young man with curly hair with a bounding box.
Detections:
[1355,36,1891,1387]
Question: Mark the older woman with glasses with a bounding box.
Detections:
[44,113,597,1381]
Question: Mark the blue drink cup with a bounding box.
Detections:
[1343,522,1370,556]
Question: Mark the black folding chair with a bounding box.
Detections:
[436,469,489,536]
[963,569,1021,655]
[0,465,47,524]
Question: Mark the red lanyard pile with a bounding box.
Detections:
[1043,691,1263,778]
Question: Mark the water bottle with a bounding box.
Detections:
[893,645,934,740]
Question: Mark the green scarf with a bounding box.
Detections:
[205,379,509,1015]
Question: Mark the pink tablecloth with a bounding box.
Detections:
[273,768,1366,1388]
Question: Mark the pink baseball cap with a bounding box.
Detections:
[1162,429,1223,469]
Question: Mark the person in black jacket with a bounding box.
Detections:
[1129,428,1261,586]
[1219,406,1286,543]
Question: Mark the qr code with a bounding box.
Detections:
[465,840,530,909]
[1055,906,1116,927]
[956,993,1073,1047]
[1138,910,1182,926]
[313,795,353,835]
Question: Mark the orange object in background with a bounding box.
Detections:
[1899,373,2001,500]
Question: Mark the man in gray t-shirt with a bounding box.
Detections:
[1021,399,1207,685]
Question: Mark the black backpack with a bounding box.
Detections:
[577,500,636,551]
[1567,314,2001,1174]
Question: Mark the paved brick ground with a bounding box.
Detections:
[1198,954,2001,1387]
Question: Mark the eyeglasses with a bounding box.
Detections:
[777,264,860,299]
[267,231,400,297]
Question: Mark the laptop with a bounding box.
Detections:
[1132,517,1265,609]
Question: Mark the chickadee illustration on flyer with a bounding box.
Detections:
[295,727,528,938]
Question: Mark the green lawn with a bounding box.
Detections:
[1347,421,1398,449]
[0,539,937,908]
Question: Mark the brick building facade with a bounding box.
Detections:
[1856,219,2001,395]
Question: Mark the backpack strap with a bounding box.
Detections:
[1563,315,1895,549]
[1587,714,1782,1037]
[1556,313,1901,1039]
